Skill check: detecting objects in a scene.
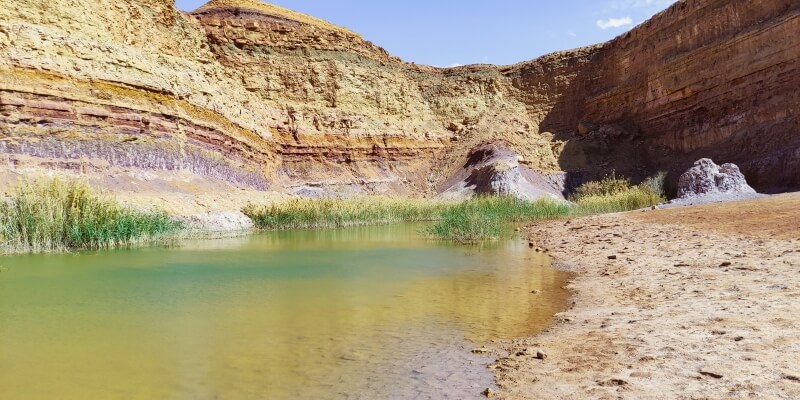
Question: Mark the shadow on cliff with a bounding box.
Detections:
[532,62,661,197]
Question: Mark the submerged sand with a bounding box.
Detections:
[494,193,800,399]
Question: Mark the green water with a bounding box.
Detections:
[0,224,570,399]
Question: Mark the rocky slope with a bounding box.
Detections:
[0,0,796,205]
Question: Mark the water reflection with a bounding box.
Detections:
[0,224,569,399]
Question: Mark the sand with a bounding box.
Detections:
[493,193,800,399]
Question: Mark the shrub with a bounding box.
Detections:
[572,172,667,215]
[572,186,664,215]
[639,171,667,199]
[570,171,632,201]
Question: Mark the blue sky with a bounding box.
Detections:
[176,0,677,66]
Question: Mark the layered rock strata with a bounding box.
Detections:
[557,0,800,192]
[0,0,796,201]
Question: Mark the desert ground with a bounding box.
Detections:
[493,193,800,399]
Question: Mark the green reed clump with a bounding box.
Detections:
[0,178,182,253]
[243,196,450,230]
[425,197,571,242]
[244,196,571,241]
[243,172,667,243]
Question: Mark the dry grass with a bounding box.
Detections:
[571,172,667,215]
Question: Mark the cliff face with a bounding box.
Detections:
[0,0,797,200]
[555,0,800,192]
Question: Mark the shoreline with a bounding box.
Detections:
[492,193,800,399]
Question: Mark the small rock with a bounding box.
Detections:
[719,262,732,267]
[598,378,629,387]
[528,242,535,248]
[482,388,497,398]
[782,373,800,382]
[767,284,789,290]
[608,255,618,260]
[531,290,541,295]
[700,370,724,379]
[472,348,490,355]
[534,350,547,360]
[339,352,366,362]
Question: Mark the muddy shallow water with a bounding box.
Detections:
[0,224,570,399]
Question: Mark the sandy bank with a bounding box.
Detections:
[494,193,800,399]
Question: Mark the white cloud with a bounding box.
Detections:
[567,31,577,37]
[604,0,676,11]
[597,17,633,29]
[433,63,464,69]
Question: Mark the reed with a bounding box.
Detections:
[0,178,182,254]
[242,196,450,230]
[244,196,572,242]
[424,197,571,242]
[242,173,668,243]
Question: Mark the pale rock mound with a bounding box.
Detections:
[677,159,757,199]
[439,142,564,201]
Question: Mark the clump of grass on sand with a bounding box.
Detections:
[571,172,667,215]
[0,178,182,254]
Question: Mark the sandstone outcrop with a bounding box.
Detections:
[439,142,564,201]
[0,0,796,204]
[677,159,756,199]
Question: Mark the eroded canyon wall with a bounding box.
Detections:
[0,0,796,200]
[532,0,800,192]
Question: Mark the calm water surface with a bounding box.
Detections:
[0,224,570,399]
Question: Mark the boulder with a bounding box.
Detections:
[438,141,564,201]
[677,159,756,199]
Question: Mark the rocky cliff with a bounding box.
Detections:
[553,0,800,192]
[0,0,796,205]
